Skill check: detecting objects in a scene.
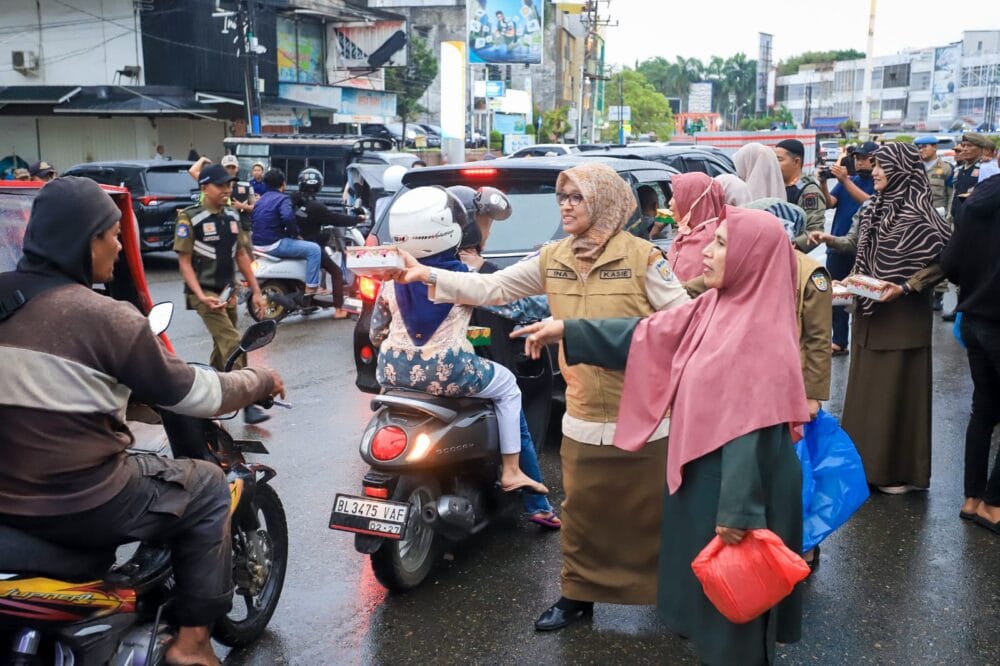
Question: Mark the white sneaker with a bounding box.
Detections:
[878,484,925,495]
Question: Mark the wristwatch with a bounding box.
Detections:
[426,269,438,286]
[901,282,912,296]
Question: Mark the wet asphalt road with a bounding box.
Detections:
[140,254,1000,666]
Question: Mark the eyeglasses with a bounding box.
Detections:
[556,192,584,207]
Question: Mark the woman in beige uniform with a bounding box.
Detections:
[396,163,689,631]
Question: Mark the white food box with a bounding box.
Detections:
[346,246,404,278]
[832,283,854,307]
[844,274,893,302]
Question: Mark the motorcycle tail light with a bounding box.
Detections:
[359,345,374,363]
[371,426,407,461]
[359,276,380,301]
[406,433,432,462]
[364,486,390,499]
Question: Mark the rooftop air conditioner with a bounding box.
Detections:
[12,51,39,75]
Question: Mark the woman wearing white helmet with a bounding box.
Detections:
[369,186,548,494]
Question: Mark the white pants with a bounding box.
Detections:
[471,362,522,455]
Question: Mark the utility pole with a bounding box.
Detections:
[618,70,624,144]
[859,0,877,139]
[238,0,263,135]
[580,1,615,144]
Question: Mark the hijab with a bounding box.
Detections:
[714,174,753,206]
[665,173,726,282]
[733,143,787,201]
[17,176,122,286]
[746,197,806,243]
[614,206,809,494]
[558,163,638,279]
[853,142,951,317]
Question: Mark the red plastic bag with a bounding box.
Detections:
[690,529,810,624]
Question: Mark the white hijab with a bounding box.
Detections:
[733,143,787,201]
[714,174,753,206]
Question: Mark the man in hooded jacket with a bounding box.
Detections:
[0,177,285,666]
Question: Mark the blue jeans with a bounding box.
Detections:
[270,238,322,288]
[518,411,553,514]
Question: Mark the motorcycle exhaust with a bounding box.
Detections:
[421,495,475,539]
[270,291,298,310]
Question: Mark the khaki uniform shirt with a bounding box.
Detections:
[791,175,827,252]
[173,204,251,294]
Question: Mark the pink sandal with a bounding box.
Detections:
[528,511,561,530]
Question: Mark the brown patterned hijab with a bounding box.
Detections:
[854,142,951,316]
[556,163,638,278]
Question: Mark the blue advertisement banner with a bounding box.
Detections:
[467,0,544,65]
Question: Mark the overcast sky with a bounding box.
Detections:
[602,0,1000,67]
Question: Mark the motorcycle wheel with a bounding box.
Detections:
[370,476,441,592]
[249,281,289,322]
[213,484,288,648]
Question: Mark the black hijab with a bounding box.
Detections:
[18,176,122,285]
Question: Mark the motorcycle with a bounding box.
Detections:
[248,224,366,322]
[0,305,289,665]
[329,310,555,592]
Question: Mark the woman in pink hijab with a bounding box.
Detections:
[665,173,726,282]
[515,206,809,666]
[734,142,787,201]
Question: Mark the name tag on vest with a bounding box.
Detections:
[547,268,576,280]
[599,269,632,280]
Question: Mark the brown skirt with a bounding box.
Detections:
[559,435,667,604]
[841,341,932,488]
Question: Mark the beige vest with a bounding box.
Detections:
[541,232,656,422]
[927,160,952,210]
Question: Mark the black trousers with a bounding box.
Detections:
[0,454,233,626]
[304,232,345,308]
[959,314,1000,505]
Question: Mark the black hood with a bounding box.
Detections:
[18,176,122,285]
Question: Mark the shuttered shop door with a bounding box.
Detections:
[38,117,155,169]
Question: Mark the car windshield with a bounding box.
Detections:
[377,181,563,255]
[145,168,197,195]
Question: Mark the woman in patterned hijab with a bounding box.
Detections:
[841,141,951,496]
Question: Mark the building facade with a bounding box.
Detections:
[775,30,1000,133]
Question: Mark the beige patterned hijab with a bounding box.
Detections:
[556,163,638,278]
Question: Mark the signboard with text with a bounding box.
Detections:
[607,106,631,122]
[467,0,544,65]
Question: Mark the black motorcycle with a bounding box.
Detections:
[330,310,556,591]
[0,309,288,665]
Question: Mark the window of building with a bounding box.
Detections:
[882,64,910,89]
[909,71,931,90]
[277,16,326,84]
[871,67,883,90]
[788,84,804,101]
[907,102,928,121]
[958,97,985,117]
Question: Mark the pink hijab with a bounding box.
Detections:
[733,143,787,201]
[666,173,726,282]
[614,206,810,494]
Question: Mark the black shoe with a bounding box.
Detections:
[244,405,271,425]
[534,599,593,632]
[942,310,957,322]
[932,293,944,312]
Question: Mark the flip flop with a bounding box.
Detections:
[960,510,977,521]
[528,511,562,530]
[972,514,1000,535]
[501,480,549,495]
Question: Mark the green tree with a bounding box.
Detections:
[539,106,570,142]
[601,69,674,141]
[384,36,438,148]
[777,49,865,76]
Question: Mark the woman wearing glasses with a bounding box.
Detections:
[395,162,689,631]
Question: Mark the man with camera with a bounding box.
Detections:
[817,141,877,355]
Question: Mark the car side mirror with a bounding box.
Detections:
[147,302,174,335]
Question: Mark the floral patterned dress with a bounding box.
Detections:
[370,281,495,396]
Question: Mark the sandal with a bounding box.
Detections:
[831,344,849,356]
[332,309,350,320]
[973,513,1000,535]
[528,511,562,530]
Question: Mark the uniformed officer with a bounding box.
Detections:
[915,136,953,214]
[774,138,827,252]
[951,133,993,224]
[174,164,269,424]
[222,154,256,231]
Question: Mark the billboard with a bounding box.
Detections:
[328,21,408,69]
[467,0,544,65]
[929,43,961,121]
[756,33,773,114]
[688,82,713,114]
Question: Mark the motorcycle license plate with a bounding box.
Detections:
[329,493,410,539]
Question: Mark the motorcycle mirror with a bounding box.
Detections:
[240,320,277,353]
[147,302,174,336]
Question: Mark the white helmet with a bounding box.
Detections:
[383,164,407,193]
[389,186,464,258]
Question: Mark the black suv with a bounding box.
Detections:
[352,155,679,396]
[581,144,736,177]
[63,160,197,252]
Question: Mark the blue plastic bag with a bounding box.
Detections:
[953,311,966,349]
[795,409,870,553]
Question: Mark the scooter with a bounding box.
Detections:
[248,225,366,322]
[0,306,289,665]
[329,310,555,592]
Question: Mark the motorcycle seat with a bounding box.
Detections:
[382,388,494,409]
[0,525,114,581]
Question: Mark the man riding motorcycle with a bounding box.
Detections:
[0,177,286,666]
[290,167,367,319]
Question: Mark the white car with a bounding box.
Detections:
[507,144,581,158]
[820,141,841,161]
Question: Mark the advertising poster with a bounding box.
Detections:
[688,81,714,114]
[929,43,960,121]
[467,0,544,65]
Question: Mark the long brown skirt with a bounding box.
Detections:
[841,343,932,488]
[559,435,667,604]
